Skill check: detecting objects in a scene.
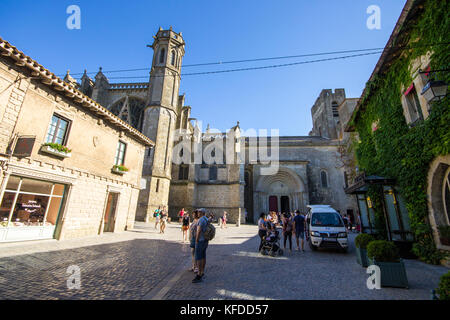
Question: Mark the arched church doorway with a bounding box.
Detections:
[254,167,308,222]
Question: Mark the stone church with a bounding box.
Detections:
[65,27,356,224]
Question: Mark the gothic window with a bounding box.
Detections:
[159,48,166,64]
[321,170,328,188]
[171,50,177,66]
[109,97,146,131]
[332,101,339,117]
[209,166,218,181]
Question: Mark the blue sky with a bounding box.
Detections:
[0,0,407,136]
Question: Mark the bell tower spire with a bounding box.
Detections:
[137,27,186,222]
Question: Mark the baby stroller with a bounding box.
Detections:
[260,229,284,257]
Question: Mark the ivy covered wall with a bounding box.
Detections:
[351,0,449,264]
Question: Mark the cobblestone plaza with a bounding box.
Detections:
[0,222,447,300]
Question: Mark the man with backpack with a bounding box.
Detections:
[193,208,215,283]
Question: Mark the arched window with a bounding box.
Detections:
[171,50,177,66]
[159,48,165,64]
[109,97,146,131]
[321,171,328,188]
[332,101,339,117]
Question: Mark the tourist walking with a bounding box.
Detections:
[282,213,293,252]
[182,211,190,242]
[179,208,185,223]
[221,211,227,228]
[258,213,267,252]
[189,210,199,273]
[160,207,168,234]
[293,210,306,251]
[192,208,209,283]
[154,206,161,230]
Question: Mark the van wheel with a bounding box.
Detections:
[309,240,317,251]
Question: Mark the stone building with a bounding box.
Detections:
[0,37,153,242]
[66,27,357,225]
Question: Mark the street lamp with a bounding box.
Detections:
[419,69,448,103]
[421,80,448,103]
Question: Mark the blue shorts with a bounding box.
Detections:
[195,240,208,260]
[190,239,195,249]
[295,231,305,239]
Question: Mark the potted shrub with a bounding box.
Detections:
[112,164,129,175]
[355,233,375,267]
[438,226,450,246]
[40,143,72,158]
[436,271,450,300]
[367,240,409,288]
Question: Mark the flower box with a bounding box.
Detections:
[40,145,71,158]
[111,165,128,175]
[356,247,370,268]
[368,258,409,288]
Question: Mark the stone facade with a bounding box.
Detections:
[0,38,152,242]
[65,28,358,225]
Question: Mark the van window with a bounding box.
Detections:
[311,212,343,227]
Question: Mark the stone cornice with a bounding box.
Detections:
[0,37,154,147]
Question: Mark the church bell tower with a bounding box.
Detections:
[137,27,185,221]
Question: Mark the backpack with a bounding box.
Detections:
[203,217,216,241]
[285,218,293,232]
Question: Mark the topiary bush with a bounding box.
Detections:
[436,271,450,300]
[355,233,375,249]
[367,240,400,263]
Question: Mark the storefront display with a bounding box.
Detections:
[0,175,66,242]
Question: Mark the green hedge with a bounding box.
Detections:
[355,233,375,249]
[437,271,450,300]
[367,240,400,263]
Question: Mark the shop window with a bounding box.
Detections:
[46,114,71,145]
[0,176,66,231]
[114,141,127,166]
[178,165,189,180]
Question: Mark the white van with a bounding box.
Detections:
[305,205,348,252]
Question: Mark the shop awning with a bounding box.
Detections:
[344,173,395,194]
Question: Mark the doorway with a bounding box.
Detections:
[269,196,278,212]
[103,192,119,233]
[280,196,290,214]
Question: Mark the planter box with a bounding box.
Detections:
[111,167,127,175]
[440,237,450,246]
[356,247,369,267]
[368,258,409,288]
[40,145,71,158]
